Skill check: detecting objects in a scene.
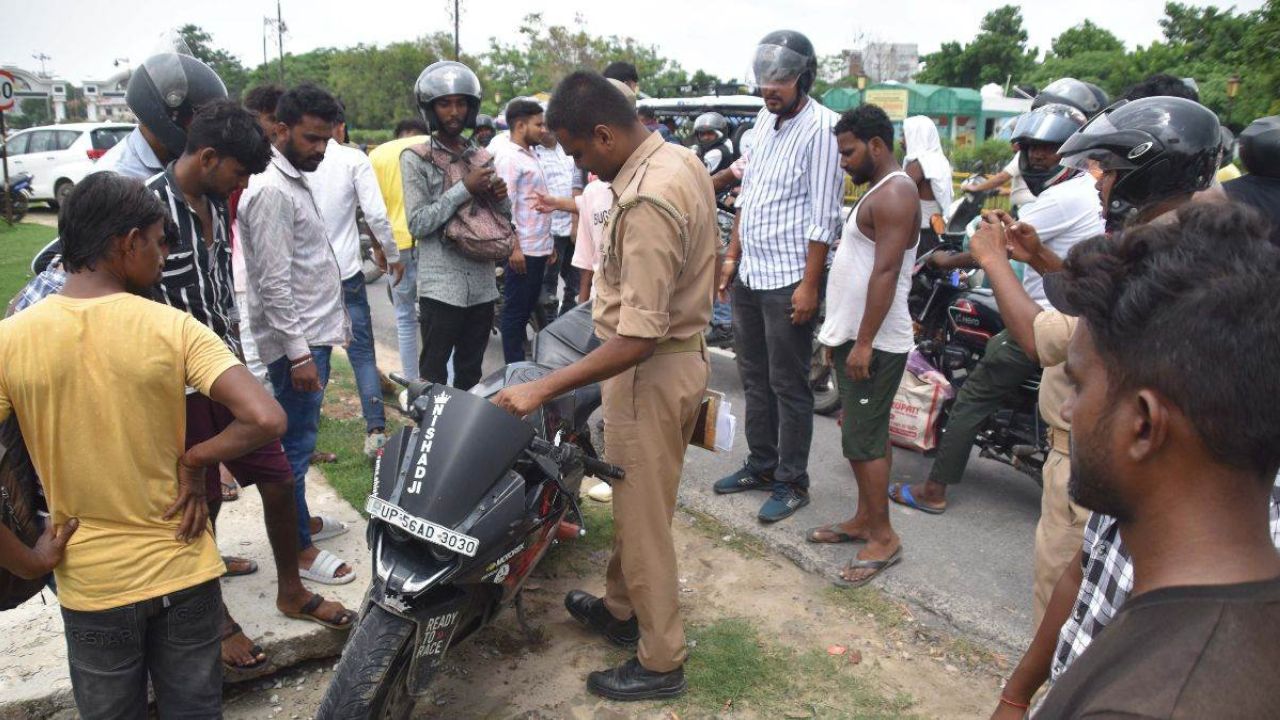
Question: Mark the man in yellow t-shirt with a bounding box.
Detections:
[370,118,430,380]
[0,173,285,717]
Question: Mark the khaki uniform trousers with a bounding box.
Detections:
[600,347,709,673]
[1032,429,1088,627]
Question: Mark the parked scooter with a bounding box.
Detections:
[2,172,33,223]
[908,242,1047,481]
[317,304,620,718]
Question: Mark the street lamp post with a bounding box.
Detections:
[1226,74,1241,123]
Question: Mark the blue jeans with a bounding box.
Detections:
[500,255,549,363]
[342,274,386,433]
[392,247,420,380]
[268,346,332,550]
[61,579,223,720]
[712,297,733,327]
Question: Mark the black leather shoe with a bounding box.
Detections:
[587,657,687,701]
[564,590,639,648]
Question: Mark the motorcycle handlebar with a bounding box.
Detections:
[582,455,626,483]
[529,437,625,482]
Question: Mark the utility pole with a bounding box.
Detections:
[263,17,270,72]
[31,53,51,77]
[277,0,286,84]
[454,0,461,60]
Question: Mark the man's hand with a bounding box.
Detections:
[509,246,527,275]
[291,357,322,392]
[165,461,211,543]
[17,519,79,579]
[845,342,874,382]
[493,381,548,418]
[490,176,509,202]
[1004,220,1046,265]
[371,245,389,272]
[790,280,819,325]
[463,166,497,196]
[717,259,737,303]
[388,261,405,287]
[969,216,1010,269]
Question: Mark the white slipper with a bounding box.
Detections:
[586,481,613,503]
[311,516,349,542]
[299,549,356,585]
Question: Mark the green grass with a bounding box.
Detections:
[684,507,769,559]
[317,353,404,513]
[676,618,920,719]
[822,585,912,631]
[0,222,56,306]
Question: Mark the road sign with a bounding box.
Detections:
[0,70,15,112]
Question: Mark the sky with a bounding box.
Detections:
[0,0,1266,84]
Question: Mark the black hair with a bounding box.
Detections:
[638,106,657,121]
[394,118,430,138]
[834,104,894,148]
[1123,73,1200,102]
[547,72,641,138]
[504,98,544,127]
[243,84,285,116]
[185,99,273,174]
[59,172,169,273]
[275,83,342,127]
[602,61,639,85]
[1059,202,1280,479]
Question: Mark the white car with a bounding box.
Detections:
[0,122,135,208]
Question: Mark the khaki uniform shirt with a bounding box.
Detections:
[1034,309,1079,433]
[594,132,718,342]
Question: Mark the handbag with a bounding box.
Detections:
[408,141,516,262]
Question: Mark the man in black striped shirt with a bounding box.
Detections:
[149,100,356,671]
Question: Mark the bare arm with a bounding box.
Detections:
[966,170,1012,194]
[993,549,1084,715]
[182,366,287,468]
[711,168,739,194]
[968,216,1044,364]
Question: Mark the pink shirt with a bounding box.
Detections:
[493,141,553,256]
[571,180,614,288]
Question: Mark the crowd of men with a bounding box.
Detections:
[0,23,1278,719]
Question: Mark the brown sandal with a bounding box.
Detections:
[283,592,357,630]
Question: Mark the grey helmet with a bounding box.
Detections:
[474,114,496,130]
[693,112,728,140]
[125,53,227,159]
[414,61,482,132]
[1033,78,1104,118]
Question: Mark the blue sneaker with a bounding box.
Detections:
[757,484,810,523]
[713,466,773,495]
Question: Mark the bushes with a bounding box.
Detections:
[948,138,1015,174]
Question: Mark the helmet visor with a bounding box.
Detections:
[1058,111,1148,172]
[751,44,809,89]
[1011,105,1084,146]
[143,52,189,109]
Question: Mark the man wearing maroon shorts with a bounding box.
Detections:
[152,100,355,671]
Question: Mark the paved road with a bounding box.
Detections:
[365,276,1040,653]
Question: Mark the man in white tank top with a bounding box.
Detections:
[809,105,919,587]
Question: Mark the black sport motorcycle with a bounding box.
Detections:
[317,304,622,718]
[908,243,1047,481]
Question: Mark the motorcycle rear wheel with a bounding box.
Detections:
[6,195,27,223]
[316,603,418,720]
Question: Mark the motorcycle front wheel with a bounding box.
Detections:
[7,194,28,223]
[316,603,418,720]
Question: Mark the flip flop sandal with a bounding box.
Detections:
[311,451,339,464]
[220,478,240,502]
[832,546,903,589]
[888,482,947,515]
[221,623,268,670]
[299,549,356,585]
[284,592,358,630]
[222,556,259,577]
[805,524,866,544]
[311,516,350,542]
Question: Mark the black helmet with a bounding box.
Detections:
[1059,96,1220,225]
[125,53,228,159]
[752,30,818,95]
[474,114,496,131]
[1238,115,1280,178]
[1032,78,1104,117]
[1082,82,1110,114]
[414,61,482,132]
[1218,126,1236,170]
[1012,103,1088,195]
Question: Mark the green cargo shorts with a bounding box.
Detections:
[832,341,909,461]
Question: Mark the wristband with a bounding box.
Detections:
[723,257,739,264]
[998,696,1030,711]
[291,357,315,371]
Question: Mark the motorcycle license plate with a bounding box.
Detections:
[365,496,480,557]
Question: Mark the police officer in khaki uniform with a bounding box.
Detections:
[494,71,717,701]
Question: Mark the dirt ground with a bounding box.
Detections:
[221,502,1004,720]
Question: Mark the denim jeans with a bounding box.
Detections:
[731,280,815,489]
[391,247,421,380]
[342,273,386,433]
[541,235,580,317]
[61,579,223,720]
[268,345,332,550]
[501,255,549,363]
[712,297,733,327]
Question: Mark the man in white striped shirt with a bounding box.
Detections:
[715,31,846,523]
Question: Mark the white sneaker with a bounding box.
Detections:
[398,389,410,413]
[364,431,389,458]
[586,481,613,503]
